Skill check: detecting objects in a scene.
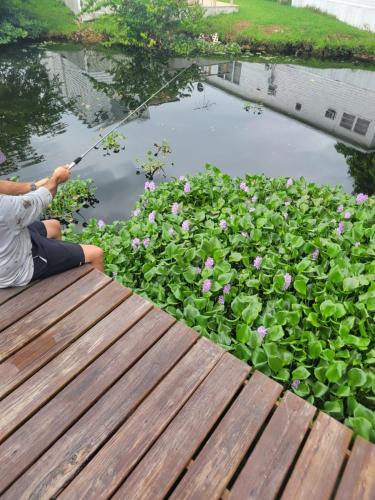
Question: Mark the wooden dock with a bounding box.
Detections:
[0,266,374,499]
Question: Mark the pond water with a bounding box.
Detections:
[1,44,375,223]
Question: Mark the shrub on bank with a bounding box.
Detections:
[66,166,375,441]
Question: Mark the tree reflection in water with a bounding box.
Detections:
[335,143,375,196]
[0,46,71,174]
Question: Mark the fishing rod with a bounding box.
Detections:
[67,60,230,170]
[68,64,192,170]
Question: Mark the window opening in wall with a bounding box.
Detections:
[295,103,302,111]
[354,118,370,136]
[325,109,336,120]
[340,113,355,130]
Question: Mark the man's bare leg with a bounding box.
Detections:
[41,219,62,240]
[80,244,104,272]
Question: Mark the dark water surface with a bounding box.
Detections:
[1,44,375,223]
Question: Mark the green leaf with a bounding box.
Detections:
[320,300,336,319]
[268,356,283,372]
[267,325,284,341]
[308,341,322,359]
[324,400,344,418]
[326,363,345,383]
[292,366,310,380]
[184,304,199,324]
[293,278,307,296]
[348,368,367,387]
[345,417,372,441]
[241,296,262,325]
[236,323,250,343]
[343,277,361,291]
[313,381,329,398]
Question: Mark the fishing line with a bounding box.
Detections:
[67,61,230,170]
[68,64,193,170]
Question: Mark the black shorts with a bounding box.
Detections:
[28,221,85,281]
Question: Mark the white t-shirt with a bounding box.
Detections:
[0,187,52,288]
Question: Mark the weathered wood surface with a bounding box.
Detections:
[0,267,373,499]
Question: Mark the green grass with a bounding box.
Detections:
[193,0,375,54]
[24,0,77,35]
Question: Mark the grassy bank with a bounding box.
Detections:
[25,0,77,35]
[192,0,375,59]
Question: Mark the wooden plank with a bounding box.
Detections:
[170,371,283,500]
[3,322,198,500]
[0,281,130,399]
[0,283,32,305]
[0,264,91,332]
[0,269,110,362]
[58,338,224,500]
[0,308,176,494]
[115,353,250,500]
[0,294,152,443]
[335,436,375,500]
[281,411,352,500]
[229,391,316,500]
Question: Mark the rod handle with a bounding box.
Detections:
[68,157,83,170]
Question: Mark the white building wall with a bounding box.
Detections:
[292,0,375,32]
[205,61,375,150]
[63,0,81,15]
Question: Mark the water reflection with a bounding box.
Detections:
[0,47,69,172]
[1,44,375,206]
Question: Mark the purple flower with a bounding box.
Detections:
[145,181,156,192]
[291,379,301,389]
[249,207,256,213]
[286,178,293,188]
[253,256,262,269]
[132,208,141,217]
[240,182,249,192]
[241,231,249,238]
[205,257,214,269]
[97,219,105,229]
[337,204,344,213]
[143,237,150,248]
[283,273,292,290]
[219,219,227,230]
[168,227,175,236]
[251,195,258,203]
[223,284,231,295]
[218,295,225,305]
[131,237,140,250]
[356,193,368,204]
[355,241,360,247]
[148,211,156,223]
[184,182,191,194]
[344,211,351,219]
[182,220,190,231]
[336,222,344,236]
[179,175,186,181]
[257,326,267,338]
[312,248,320,260]
[202,279,212,293]
[171,202,179,215]
[195,267,202,274]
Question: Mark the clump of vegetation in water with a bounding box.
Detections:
[98,131,126,156]
[46,177,97,225]
[66,166,375,442]
[244,101,263,115]
[136,141,173,180]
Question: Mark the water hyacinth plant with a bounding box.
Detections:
[66,166,375,442]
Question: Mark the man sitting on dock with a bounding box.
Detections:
[0,166,104,288]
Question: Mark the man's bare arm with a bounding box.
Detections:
[0,166,70,197]
[0,180,35,195]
